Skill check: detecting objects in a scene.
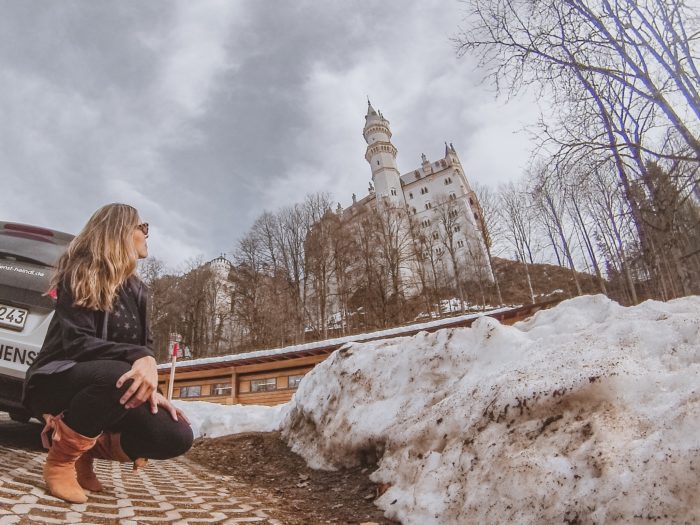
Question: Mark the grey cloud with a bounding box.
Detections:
[0,1,538,269]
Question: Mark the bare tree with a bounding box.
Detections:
[474,183,505,304]
[407,212,440,320]
[455,0,700,159]
[303,193,335,339]
[373,201,414,324]
[329,210,357,335]
[498,182,538,303]
[433,194,468,313]
[530,166,583,295]
[455,0,700,299]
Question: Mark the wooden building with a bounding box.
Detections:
[158,299,561,406]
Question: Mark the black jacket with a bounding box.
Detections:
[22,276,155,406]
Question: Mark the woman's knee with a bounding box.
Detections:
[167,421,194,457]
[122,414,194,460]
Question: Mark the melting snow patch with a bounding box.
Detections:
[280,294,700,524]
[175,400,285,439]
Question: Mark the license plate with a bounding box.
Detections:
[0,303,28,331]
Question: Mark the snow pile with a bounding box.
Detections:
[175,400,284,439]
[280,295,700,524]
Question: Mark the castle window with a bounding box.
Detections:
[432,231,439,240]
[423,251,430,259]
[409,192,413,199]
[454,224,461,232]
[449,193,457,200]
[444,177,453,185]
[412,207,417,214]
[435,247,443,256]
[425,202,432,210]
[391,188,397,196]
[377,160,380,165]
[422,219,430,227]
[457,240,464,248]
[420,187,429,195]
[449,209,459,218]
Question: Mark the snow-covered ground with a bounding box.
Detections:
[176,401,285,439]
[176,295,700,524]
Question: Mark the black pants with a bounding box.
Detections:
[26,360,193,461]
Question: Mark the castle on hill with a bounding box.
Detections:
[336,101,493,297]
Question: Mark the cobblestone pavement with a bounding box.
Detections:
[0,414,286,524]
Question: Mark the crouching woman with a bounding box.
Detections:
[22,203,193,503]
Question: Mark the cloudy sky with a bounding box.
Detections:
[0,1,540,270]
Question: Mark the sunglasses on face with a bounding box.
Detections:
[136,223,149,236]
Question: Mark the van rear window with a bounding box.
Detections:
[0,232,67,268]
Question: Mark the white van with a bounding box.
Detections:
[0,222,72,422]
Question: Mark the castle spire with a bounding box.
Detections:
[366,98,377,117]
[362,103,404,208]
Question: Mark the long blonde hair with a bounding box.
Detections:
[51,203,140,311]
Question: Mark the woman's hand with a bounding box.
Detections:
[116,356,158,409]
[149,392,191,424]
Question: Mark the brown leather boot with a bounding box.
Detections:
[75,451,103,492]
[76,433,148,492]
[42,416,97,504]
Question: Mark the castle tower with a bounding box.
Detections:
[363,101,405,208]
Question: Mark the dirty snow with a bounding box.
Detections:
[180,295,700,524]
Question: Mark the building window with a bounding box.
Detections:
[179,385,201,398]
[288,374,305,389]
[391,188,397,196]
[212,383,232,396]
[449,192,457,200]
[420,187,429,195]
[449,209,459,218]
[454,224,461,232]
[432,231,439,240]
[435,247,444,256]
[444,177,453,185]
[412,207,417,215]
[409,192,413,199]
[425,202,432,210]
[457,240,464,248]
[251,378,277,392]
[422,219,430,227]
